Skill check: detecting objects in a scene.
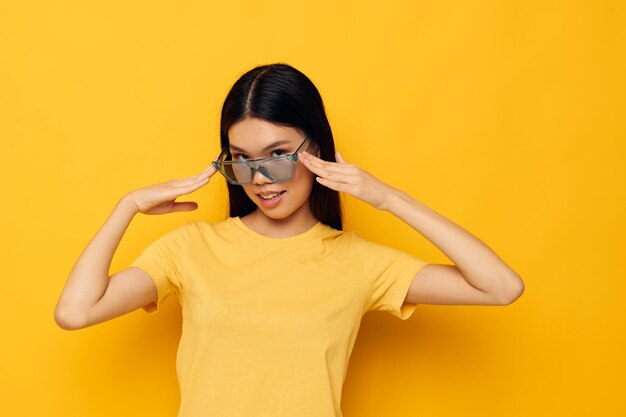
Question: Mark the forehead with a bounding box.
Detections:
[228,118,304,151]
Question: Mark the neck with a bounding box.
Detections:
[241,208,319,238]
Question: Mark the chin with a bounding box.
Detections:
[250,196,310,222]
[255,205,298,221]
[243,175,314,222]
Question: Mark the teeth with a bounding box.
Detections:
[260,192,280,200]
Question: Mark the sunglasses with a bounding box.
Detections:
[212,137,311,185]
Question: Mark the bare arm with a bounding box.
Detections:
[54,164,216,330]
[298,150,524,306]
[384,192,524,305]
[53,195,140,330]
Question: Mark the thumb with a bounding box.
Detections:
[169,201,199,212]
[335,151,347,164]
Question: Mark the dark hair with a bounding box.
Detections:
[219,63,343,230]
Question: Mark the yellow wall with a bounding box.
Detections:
[1,1,624,415]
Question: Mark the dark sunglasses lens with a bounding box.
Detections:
[262,159,295,181]
[220,158,295,184]
[218,163,250,184]
[230,164,251,184]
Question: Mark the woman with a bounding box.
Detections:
[54,63,524,416]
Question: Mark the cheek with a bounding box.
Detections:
[242,185,256,200]
[294,164,315,191]
[241,164,314,203]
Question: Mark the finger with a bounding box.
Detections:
[301,152,350,172]
[200,164,215,173]
[195,163,217,177]
[299,152,337,170]
[298,154,325,175]
[169,201,199,212]
[299,154,357,177]
[170,174,206,188]
[173,174,212,192]
[176,165,217,186]
[315,176,348,192]
[301,161,341,180]
[199,164,218,178]
[335,151,347,164]
[205,152,222,175]
[170,170,208,184]
[168,177,209,198]
[299,155,345,179]
[300,151,329,164]
[317,171,355,183]
[178,156,219,182]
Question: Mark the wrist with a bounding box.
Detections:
[117,193,140,216]
[379,187,410,212]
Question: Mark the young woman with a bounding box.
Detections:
[54,63,524,417]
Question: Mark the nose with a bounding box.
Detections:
[252,167,274,184]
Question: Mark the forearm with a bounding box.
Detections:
[297,149,524,304]
[384,189,524,299]
[54,194,139,321]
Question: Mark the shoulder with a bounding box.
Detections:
[317,228,388,262]
[182,218,245,244]
[184,218,232,236]
[156,219,226,242]
[340,231,418,264]
[333,229,377,249]
[316,225,360,247]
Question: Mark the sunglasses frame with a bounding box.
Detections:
[212,137,311,185]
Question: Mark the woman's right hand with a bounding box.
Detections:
[126,164,218,215]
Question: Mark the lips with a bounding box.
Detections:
[256,190,286,208]
[258,192,281,200]
[257,190,285,200]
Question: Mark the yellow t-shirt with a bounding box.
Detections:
[130,217,429,417]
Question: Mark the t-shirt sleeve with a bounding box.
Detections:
[354,234,430,320]
[128,222,191,314]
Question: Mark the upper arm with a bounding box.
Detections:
[404,263,509,306]
[83,267,158,328]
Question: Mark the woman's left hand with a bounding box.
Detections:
[298,150,398,211]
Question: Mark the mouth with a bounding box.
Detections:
[256,190,286,208]
[257,191,286,201]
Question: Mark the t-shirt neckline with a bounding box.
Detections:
[229,216,328,244]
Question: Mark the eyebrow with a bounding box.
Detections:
[229,140,293,154]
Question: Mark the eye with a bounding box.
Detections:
[232,152,249,160]
[270,149,287,157]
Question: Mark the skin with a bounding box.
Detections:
[227,117,320,238]
[54,117,524,330]
[298,147,525,306]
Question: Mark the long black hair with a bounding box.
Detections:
[219,63,343,230]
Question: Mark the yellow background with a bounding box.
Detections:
[1,1,624,416]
